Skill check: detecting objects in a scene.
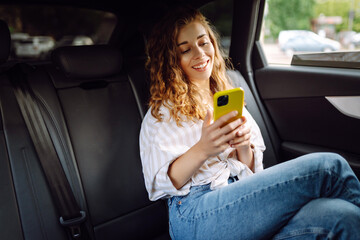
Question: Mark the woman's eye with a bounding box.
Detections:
[200,42,209,46]
[181,49,190,54]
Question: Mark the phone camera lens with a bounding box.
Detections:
[217,95,229,107]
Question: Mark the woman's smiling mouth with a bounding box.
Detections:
[192,59,210,71]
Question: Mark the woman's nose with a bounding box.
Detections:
[193,46,205,59]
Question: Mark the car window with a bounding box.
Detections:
[2,5,117,61]
[260,0,360,68]
[199,0,233,57]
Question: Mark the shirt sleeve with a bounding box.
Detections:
[139,109,191,201]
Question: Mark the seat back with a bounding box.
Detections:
[51,45,169,239]
[1,42,170,239]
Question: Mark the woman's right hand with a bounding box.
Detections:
[168,109,244,189]
[196,109,243,159]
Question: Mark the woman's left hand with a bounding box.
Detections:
[229,116,251,149]
[228,116,254,170]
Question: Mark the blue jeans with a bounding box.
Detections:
[167,153,360,240]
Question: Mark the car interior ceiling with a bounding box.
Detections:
[3,0,359,239]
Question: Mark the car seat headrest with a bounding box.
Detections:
[52,45,123,79]
[0,20,11,64]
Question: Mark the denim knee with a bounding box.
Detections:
[306,152,345,165]
[331,199,360,228]
[319,152,347,166]
[273,198,360,240]
[321,198,360,239]
[303,152,350,175]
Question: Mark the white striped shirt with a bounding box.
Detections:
[139,105,266,201]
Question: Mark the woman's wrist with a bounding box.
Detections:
[236,144,254,170]
[193,141,210,163]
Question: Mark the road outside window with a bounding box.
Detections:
[260,0,360,66]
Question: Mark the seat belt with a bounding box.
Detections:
[8,64,88,240]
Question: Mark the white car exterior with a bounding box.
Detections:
[15,36,55,58]
[278,30,340,52]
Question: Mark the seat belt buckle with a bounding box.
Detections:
[60,211,87,239]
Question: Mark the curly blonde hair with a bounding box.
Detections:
[146,7,232,125]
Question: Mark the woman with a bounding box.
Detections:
[140,7,360,240]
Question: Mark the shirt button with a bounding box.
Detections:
[178,201,182,205]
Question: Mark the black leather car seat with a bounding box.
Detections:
[50,45,169,240]
[1,41,170,239]
[0,19,25,240]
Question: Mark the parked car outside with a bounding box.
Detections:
[278,30,340,56]
[278,30,306,49]
[55,35,94,48]
[15,36,55,59]
[349,33,360,49]
[10,32,30,59]
[338,30,356,49]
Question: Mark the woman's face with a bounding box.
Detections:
[176,21,215,85]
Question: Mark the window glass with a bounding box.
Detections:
[199,0,233,57]
[1,5,117,61]
[260,0,360,66]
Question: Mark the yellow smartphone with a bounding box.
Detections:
[213,88,244,125]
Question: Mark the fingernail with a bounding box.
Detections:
[233,111,238,115]
[237,130,242,136]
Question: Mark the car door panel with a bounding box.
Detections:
[254,65,360,176]
[256,66,360,98]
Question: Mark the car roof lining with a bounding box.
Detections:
[0,0,213,14]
